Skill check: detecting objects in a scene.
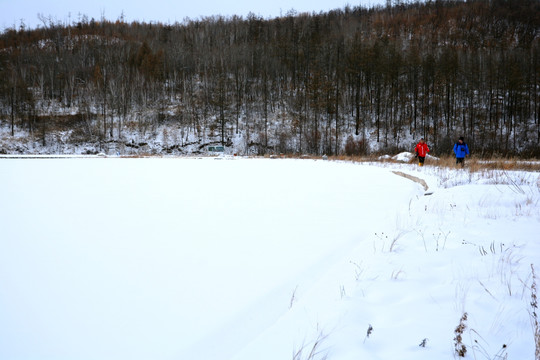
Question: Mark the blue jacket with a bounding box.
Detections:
[453,142,470,158]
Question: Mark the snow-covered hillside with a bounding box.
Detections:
[0,157,538,359]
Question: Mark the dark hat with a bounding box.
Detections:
[459,136,464,141]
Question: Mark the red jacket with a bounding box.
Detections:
[414,142,429,157]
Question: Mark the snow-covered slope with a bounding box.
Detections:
[0,158,538,360]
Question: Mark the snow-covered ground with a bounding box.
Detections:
[0,157,538,360]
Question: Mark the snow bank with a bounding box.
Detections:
[392,152,414,162]
[0,158,538,360]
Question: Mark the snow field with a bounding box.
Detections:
[0,157,538,360]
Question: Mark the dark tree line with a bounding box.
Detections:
[0,0,539,156]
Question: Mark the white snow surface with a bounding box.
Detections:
[390,151,439,163]
[0,157,539,360]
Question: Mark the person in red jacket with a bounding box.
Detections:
[414,138,429,166]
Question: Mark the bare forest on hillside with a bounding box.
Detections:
[0,0,539,156]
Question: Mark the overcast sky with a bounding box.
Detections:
[1,0,386,30]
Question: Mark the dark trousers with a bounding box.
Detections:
[456,157,465,166]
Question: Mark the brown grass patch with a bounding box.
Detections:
[327,154,540,172]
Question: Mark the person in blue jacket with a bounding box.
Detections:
[453,136,470,167]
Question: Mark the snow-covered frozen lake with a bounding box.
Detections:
[0,157,538,360]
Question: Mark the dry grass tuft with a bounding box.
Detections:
[292,332,328,360]
[531,265,540,360]
[454,312,468,357]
